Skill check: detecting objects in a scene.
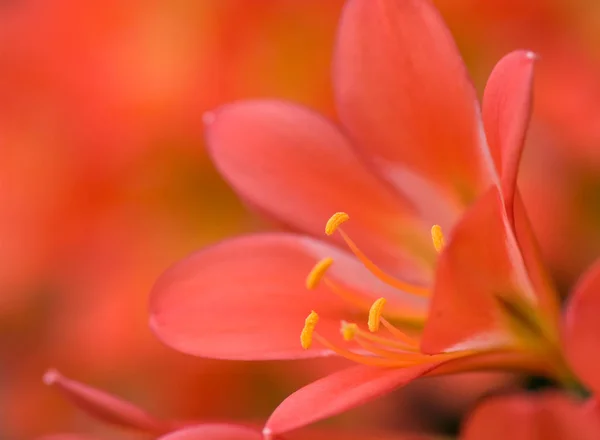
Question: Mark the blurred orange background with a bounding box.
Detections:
[1,1,600,439]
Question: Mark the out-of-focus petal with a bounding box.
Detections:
[150,233,428,361]
[158,425,261,440]
[482,50,536,221]
[334,0,492,211]
[36,436,103,440]
[43,369,174,434]
[263,362,441,436]
[286,430,434,440]
[205,100,432,278]
[462,392,600,440]
[562,258,600,394]
[421,187,538,353]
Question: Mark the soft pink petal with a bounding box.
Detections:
[421,187,540,353]
[483,50,536,222]
[205,100,432,279]
[43,369,174,434]
[334,0,491,211]
[158,425,261,440]
[562,258,600,395]
[263,363,441,436]
[150,233,427,361]
[462,392,600,440]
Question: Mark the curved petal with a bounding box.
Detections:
[334,0,492,210]
[150,233,428,361]
[462,393,600,440]
[158,425,261,440]
[263,363,441,436]
[421,187,542,354]
[43,369,174,434]
[562,258,600,395]
[204,100,432,278]
[482,50,536,222]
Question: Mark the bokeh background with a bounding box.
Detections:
[2,1,600,439]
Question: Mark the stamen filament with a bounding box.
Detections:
[353,326,420,351]
[380,317,421,347]
[337,229,430,297]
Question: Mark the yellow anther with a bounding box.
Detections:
[306,257,334,289]
[431,224,445,253]
[340,321,358,341]
[325,212,349,236]
[368,297,387,332]
[300,311,319,349]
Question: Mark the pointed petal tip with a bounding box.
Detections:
[43,368,61,386]
[262,426,273,440]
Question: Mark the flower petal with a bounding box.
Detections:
[420,187,540,353]
[150,233,427,361]
[43,369,174,434]
[482,50,536,222]
[36,436,102,440]
[263,363,441,436]
[334,0,492,210]
[158,425,261,440]
[562,258,600,394]
[205,100,432,278]
[462,392,600,440]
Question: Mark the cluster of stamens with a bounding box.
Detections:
[299,212,446,367]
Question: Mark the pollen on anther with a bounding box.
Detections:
[431,224,445,253]
[300,311,319,349]
[340,321,358,341]
[325,212,349,235]
[368,297,387,332]
[306,257,334,289]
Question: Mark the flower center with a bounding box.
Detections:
[298,212,453,367]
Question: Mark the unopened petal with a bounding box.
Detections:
[43,369,173,434]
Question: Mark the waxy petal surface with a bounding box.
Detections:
[421,187,536,354]
[205,100,431,279]
[158,425,261,440]
[562,258,600,394]
[264,362,441,436]
[483,50,535,221]
[43,369,174,434]
[483,51,560,325]
[150,233,427,360]
[335,0,491,210]
[462,393,600,440]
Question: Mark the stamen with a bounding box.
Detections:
[325,212,349,235]
[337,229,430,297]
[368,297,387,332]
[306,257,334,289]
[300,311,319,349]
[340,321,358,341]
[431,224,445,253]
